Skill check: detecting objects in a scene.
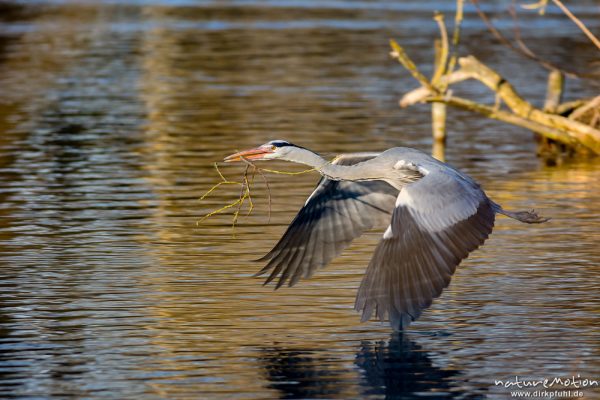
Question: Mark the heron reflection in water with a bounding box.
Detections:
[225,140,548,330]
[259,334,486,399]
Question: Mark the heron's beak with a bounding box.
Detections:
[223,146,274,162]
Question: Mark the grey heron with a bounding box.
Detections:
[224,140,548,330]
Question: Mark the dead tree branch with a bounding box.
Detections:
[470,0,599,79]
[398,55,600,155]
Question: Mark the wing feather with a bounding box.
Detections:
[257,155,399,288]
[355,169,495,331]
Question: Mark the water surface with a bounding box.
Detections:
[0,1,599,399]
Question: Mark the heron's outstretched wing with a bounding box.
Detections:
[355,169,495,331]
[257,154,399,289]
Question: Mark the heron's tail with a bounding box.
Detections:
[491,202,550,224]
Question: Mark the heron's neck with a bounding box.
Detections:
[284,148,384,182]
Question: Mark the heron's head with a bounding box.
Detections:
[224,140,301,162]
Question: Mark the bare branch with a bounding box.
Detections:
[569,96,600,121]
[470,0,598,79]
[555,99,593,116]
[432,13,450,84]
[390,39,437,92]
[551,0,600,50]
[445,0,465,80]
[427,94,582,149]
[543,69,564,113]
[400,69,473,107]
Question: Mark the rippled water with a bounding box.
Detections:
[0,1,599,399]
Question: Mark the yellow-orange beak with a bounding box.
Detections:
[223,146,274,163]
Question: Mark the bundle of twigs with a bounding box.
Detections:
[198,159,314,235]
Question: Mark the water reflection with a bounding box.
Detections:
[357,335,467,399]
[259,348,348,399]
[260,334,487,399]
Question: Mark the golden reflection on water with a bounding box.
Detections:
[0,1,598,399]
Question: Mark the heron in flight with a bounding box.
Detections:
[224,140,547,330]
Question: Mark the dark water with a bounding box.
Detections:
[0,1,599,399]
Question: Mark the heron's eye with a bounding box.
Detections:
[271,145,277,151]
